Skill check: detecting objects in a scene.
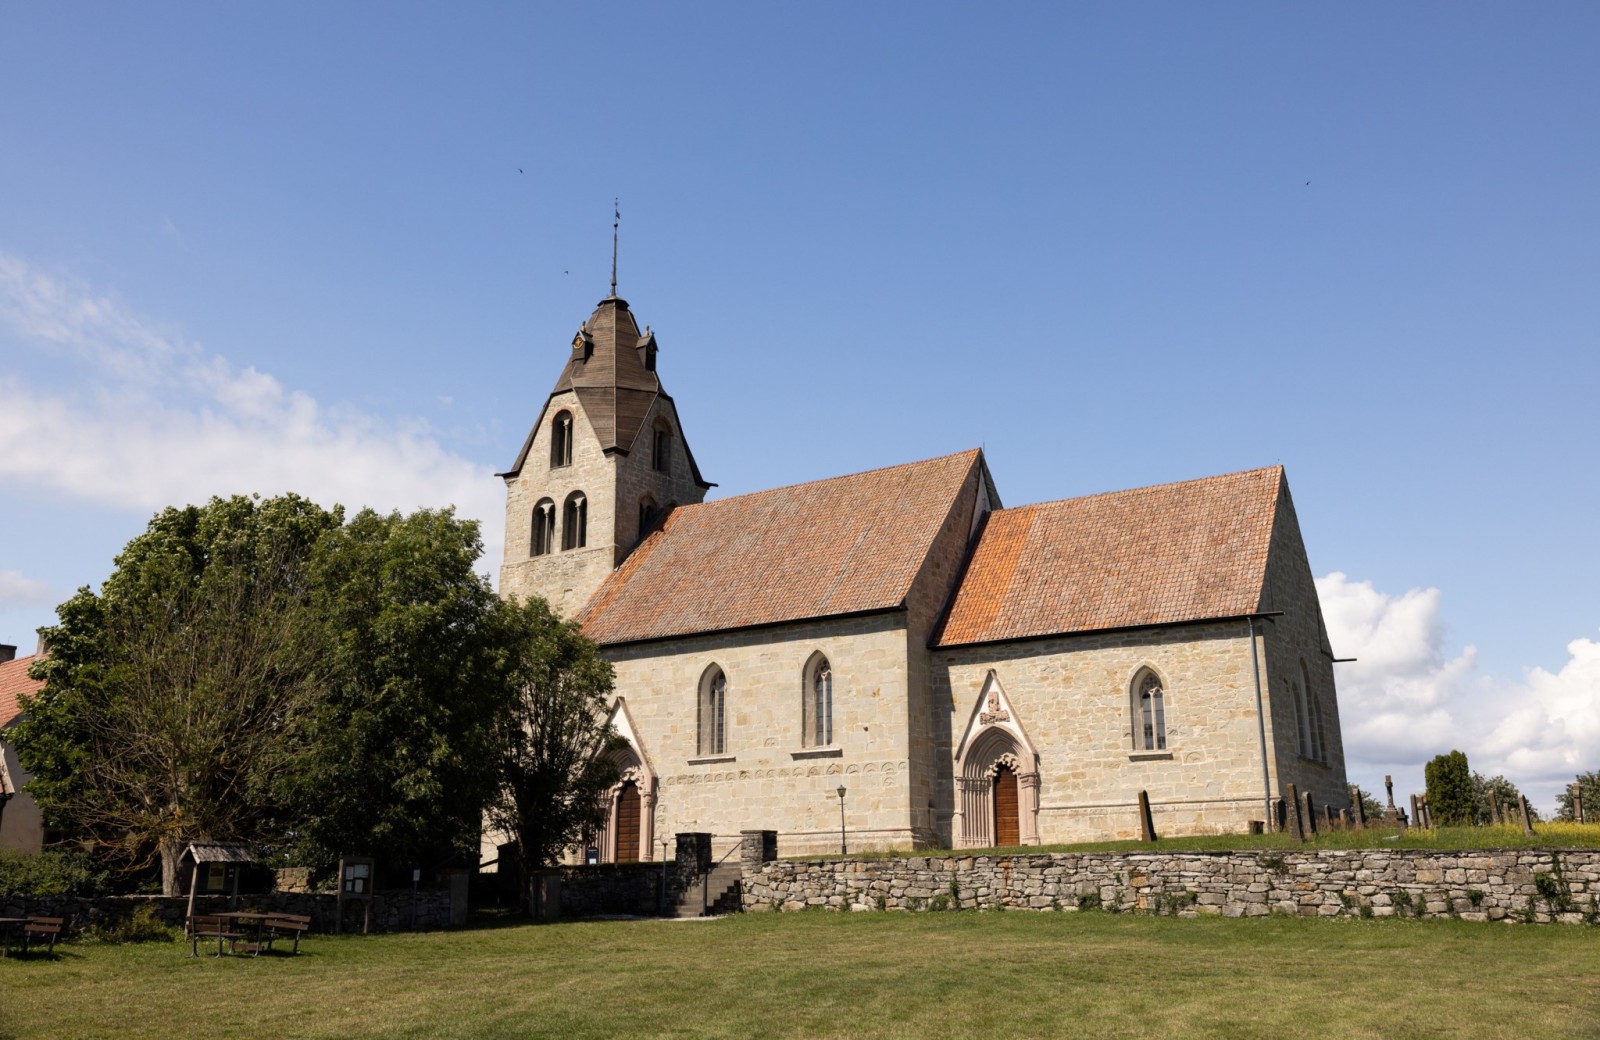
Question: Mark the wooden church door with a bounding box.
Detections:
[615,781,640,862]
[993,765,1020,847]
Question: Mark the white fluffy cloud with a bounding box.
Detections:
[0,251,505,575]
[0,569,54,610]
[1316,572,1600,812]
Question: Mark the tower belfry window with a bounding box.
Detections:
[562,492,587,550]
[531,499,555,557]
[551,411,574,468]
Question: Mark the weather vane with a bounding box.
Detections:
[610,197,620,297]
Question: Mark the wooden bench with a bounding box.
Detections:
[264,914,311,956]
[187,914,244,958]
[20,917,64,958]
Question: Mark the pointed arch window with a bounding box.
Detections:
[1135,671,1167,751]
[550,411,574,468]
[562,492,587,550]
[1301,660,1325,762]
[1294,677,1313,759]
[803,654,833,748]
[638,494,658,541]
[651,420,672,473]
[698,666,727,756]
[531,498,556,556]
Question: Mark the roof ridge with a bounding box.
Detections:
[677,448,981,510]
[1008,464,1282,513]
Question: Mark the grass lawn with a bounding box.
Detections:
[3,911,1597,1040]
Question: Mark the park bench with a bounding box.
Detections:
[187,914,244,958]
[20,916,64,958]
[264,913,311,956]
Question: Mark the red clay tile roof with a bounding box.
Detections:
[577,450,984,645]
[0,654,42,729]
[935,466,1284,647]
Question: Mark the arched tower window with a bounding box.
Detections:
[651,420,672,473]
[562,492,587,550]
[550,411,574,468]
[1134,670,1167,751]
[698,665,727,756]
[802,653,833,748]
[531,498,555,557]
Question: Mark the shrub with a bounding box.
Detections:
[1077,891,1102,912]
[0,848,111,898]
[928,895,950,912]
[79,902,178,945]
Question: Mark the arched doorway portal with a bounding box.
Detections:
[614,780,641,863]
[993,764,1020,847]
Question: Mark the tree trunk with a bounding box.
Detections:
[160,837,185,897]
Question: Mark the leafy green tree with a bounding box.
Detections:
[486,595,620,909]
[1554,770,1599,823]
[1423,749,1475,826]
[1470,771,1531,825]
[1350,784,1385,822]
[280,507,517,879]
[14,494,339,893]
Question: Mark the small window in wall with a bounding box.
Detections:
[803,653,833,748]
[651,421,672,473]
[698,666,727,756]
[1136,671,1166,751]
[638,494,658,539]
[531,499,556,556]
[551,411,574,468]
[562,492,587,550]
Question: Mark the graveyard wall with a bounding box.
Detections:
[743,848,1600,924]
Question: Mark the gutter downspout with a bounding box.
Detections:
[1248,616,1272,830]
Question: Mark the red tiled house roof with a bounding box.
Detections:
[0,654,43,729]
[578,450,985,646]
[935,466,1285,647]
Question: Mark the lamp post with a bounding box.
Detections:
[837,785,847,856]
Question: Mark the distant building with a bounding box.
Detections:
[497,293,1349,858]
[0,644,45,854]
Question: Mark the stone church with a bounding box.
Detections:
[498,292,1349,859]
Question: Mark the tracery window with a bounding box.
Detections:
[531,498,555,556]
[698,666,727,756]
[1136,671,1167,751]
[1294,677,1313,759]
[1301,660,1325,762]
[562,492,587,550]
[550,411,574,468]
[803,654,833,748]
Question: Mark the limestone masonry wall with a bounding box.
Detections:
[742,849,1600,925]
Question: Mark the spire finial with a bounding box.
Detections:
[610,197,620,297]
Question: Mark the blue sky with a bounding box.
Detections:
[1,2,1596,812]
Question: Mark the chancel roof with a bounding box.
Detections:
[577,450,984,646]
[935,466,1285,647]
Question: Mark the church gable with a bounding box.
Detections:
[934,466,1283,647]
[577,450,985,646]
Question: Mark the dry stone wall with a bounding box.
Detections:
[742,849,1600,925]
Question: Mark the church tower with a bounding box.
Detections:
[499,294,713,616]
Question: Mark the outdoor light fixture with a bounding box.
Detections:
[837,785,847,856]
